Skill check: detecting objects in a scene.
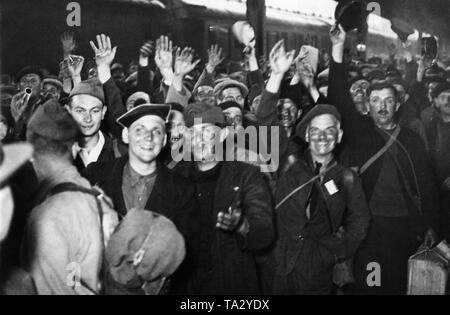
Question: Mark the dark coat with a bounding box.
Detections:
[273,154,370,293]
[82,155,197,230]
[329,60,440,236]
[82,156,199,285]
[74,134,119,173]
[176,161,275,295]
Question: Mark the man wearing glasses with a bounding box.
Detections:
[329,24,440,294]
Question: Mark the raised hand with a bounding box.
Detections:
[269,39,295,76]
[10,92,31,122]
[206,44,224,73]
[140,40,154,59]
[154,35,174,71]
[89,34,118,68]
[330,24,346,46]
[174,47,201,76]
[67,55,85,78]
[61,30,76,56]
[330,24,346,63]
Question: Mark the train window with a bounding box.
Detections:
[311,35,318,48]
[267,31,278,54]
[208,25,229,54]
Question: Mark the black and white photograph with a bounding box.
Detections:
[0,0,450,301]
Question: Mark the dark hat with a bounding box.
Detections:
[296,104,342,140]
[117,104,171,128]
[184,102,225,128]
[218,101,242,112]
[69,78,105,104]
[166,102,184,113]
[227,62,245,75]
[125,91,151,110]
[424,66,446,84]
[367,57,382,66]
[335,0,368,32]
[385,66,402,79]
[111,63,125,73]
[0,142,33,186]
[27,100,78,142]
[391,18,415,42]
[106,209,185,290]
[431,82,450,99]
[16,66,43,82]
[367,69,386,82]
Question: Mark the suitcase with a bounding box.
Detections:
[407,241,450,295]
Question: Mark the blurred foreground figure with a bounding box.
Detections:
[22,101,118,295]
[0,142,33,293]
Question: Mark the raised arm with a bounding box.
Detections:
[137,40,155,96]
[166,47,199,107]
[90,34,125,138]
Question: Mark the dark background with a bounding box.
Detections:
[1,0,450,78]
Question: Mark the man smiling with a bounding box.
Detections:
[83,104,198,293]
[67,78,117,172]
[329,24,440,294]
[274,104,369,294]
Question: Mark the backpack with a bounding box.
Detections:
[45,182,119,294]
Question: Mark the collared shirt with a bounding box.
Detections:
[72,131,106,168]
[122,163,157,211]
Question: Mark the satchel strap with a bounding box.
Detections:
[358,126,400,175]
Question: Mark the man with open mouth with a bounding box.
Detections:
[82,104,198,293]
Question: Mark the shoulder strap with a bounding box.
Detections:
[359,126,400,175]
[48,182,101,198]
[276,162,338,210]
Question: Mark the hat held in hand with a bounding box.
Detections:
[232,21,256,48]
[335,0,369,32]
[105,209,186,291]
[391,18,415,42]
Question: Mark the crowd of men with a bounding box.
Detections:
[0,20,449,295]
